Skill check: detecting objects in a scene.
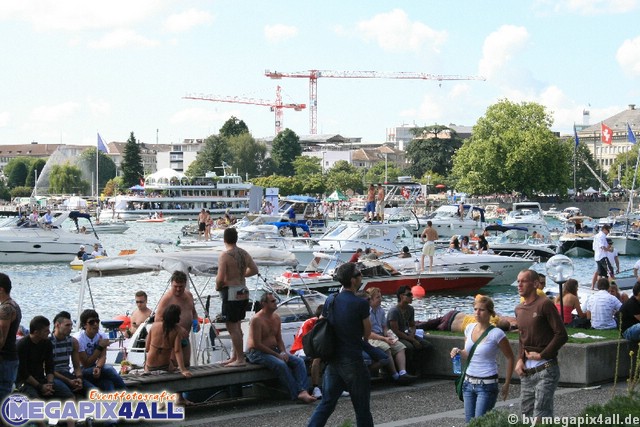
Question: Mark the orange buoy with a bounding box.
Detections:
[411,285,426,298]
[114,314,131,331]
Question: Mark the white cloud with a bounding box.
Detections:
[0,1,163,32]
[170,107,240,125]
[164,8,213,33]
[0,112,9,127]
[478,25,529,80]
[616,36,640,76]
[264,24,299,43]
[87,29,159,49]
[29,102,79,123]
[354,9,447,54]
[88,99,111,117]
[538,0,638,15]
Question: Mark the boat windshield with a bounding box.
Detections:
[432,206,460,218]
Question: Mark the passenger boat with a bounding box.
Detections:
[0,211,102,263]
[99,166,260,222]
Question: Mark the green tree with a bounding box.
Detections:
[325,161,364,194]
[607,143,639,189]
[103,177,124,197]
[252,175,302,196]
[271,128,302,176]
[451,99,571,196]
[9,186,32,198]
[364,161,401,184]
[219,116,249,138]
[227,133,267,179]
[25,159,47,188]
[6,158,30,188]
[186,135,230,177]
[120,132,144,188]
[0,179,11,200]
[572,140,602,191]
[49,164,90,194]
[79,148,117,193]
[406,125,464,178]
[293,156,322,177]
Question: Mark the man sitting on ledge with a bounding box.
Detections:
[246,292,316,403]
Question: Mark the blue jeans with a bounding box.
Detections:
[308,356,373,427]
[520,364,560,418]
[246,349,309,400]
[82,365,126,391]
[0,359,19,400]
[462,380,499,422]
[55,372,96,397]
[623,324,640,341]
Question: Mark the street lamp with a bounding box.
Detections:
[545,254,574,316]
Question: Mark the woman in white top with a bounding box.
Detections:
[450,295,514,422]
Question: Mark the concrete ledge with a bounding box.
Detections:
[422,334,636,387]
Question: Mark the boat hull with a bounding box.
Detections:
[558,237,594,258]
[0,235,100,263]
[609,234,640,256]
[360,272,495,295]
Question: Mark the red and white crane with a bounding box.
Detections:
[183,86,305,135]
[265,69,486,134]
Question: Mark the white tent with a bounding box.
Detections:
[584,187,599,195]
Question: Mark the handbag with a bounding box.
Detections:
[302,293,339,361]
[454,325,494,401]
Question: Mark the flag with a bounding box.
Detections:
[573,124,579,149]
[97,133,109,153]
[601,123,613,145]
[628,123,636,144]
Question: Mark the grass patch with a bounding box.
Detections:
[425,327,622,343]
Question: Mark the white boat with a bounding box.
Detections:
[0,211,102,263]
[250,195,328,235]
[501,202,551,236]
[483,224,558,261]
[99,166,260,222]
[408,204,487,239]
[76,247,320,368]
[557,216,596,257]
[93,221,130,234]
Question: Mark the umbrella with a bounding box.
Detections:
[435,184,446,189]
[325,189,348,202]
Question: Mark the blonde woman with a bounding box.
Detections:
[450,295,514,422]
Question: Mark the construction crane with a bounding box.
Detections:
[265,69,486,134]
[183,86,305,135]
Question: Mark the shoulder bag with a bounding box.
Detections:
[455,325,495,401]
[302,293,339,361]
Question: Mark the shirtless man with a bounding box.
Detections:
[366,184,375,221]
[129,291,152,337]
[0,273,21,400]
[155,271,198,367]
[376,183,385,222]
[216,227,258,367]
[246,292,316,403]
[420,220,438,271]
[197,209,207,240]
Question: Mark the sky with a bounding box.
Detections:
[1,0,640,147]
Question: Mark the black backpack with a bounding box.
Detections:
[302,294,338,360]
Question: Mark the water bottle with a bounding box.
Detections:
[414,258,420,272]
[452,353,462,374]
[192,319,199,333]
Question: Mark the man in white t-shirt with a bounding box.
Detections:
[591,225,612,289]
[583,278,622,330]
[605,238,619,276]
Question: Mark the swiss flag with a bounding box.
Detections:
[601,123,613,145]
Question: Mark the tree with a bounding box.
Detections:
[0,179,11,200]
[25,159,47,188]
[252,175,302,196]
[293,156,322,177]
[451,99,571,196]
[186,134,230,177]
[607,143,639,190]
[219,116,249,138]
[326,161,364,194]
[5,158,30,188]
[271,128,302,176]
[9,186,32,198]
[120,132,144,188]
[364,161,401,184]
[79,148,117,192]
[227,133,267,179]
[49,164,90,194]
[103,177,124,197]
[405,125,464,178]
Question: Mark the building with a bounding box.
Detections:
[577,104,640,172]
[0,143,62,173]
[105,141,173,176]
[156,139,204,172]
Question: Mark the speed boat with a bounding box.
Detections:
[483,224,558,261]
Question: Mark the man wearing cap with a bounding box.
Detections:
[592,225,613,290]
[77,245,89,261]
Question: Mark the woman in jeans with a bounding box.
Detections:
[450,295,514,422]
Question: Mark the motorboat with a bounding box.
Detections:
[0,211,102,263]
[93,221,130,234]
[543,205,562,219]
[557,216,596,257]
[408,204,487,239]
[483,224,558,261]
[76,247,320,368]
[600,209,640,256]
[251,195,328,235]
[501,202,551,236]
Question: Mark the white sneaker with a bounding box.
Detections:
[341,391,350,397]
[312,387,323,399]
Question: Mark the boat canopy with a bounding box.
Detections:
[485,224,529,233]
[267,221,311,233]
[282,195,321,203]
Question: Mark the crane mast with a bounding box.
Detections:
[265,69,486,134]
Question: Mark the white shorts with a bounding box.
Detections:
[422,241,435,256]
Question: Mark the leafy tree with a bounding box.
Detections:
[299,175,326,195]
[219,116,249,138]
[252,175,302,196]
[325,161,364,194]
[271,128,302,176]
[6,158,29,188]
[186,134,230,177]
[607,143,639,189]
[227,133,267,179]
[120,132,144,188]
[103,177,124,197]
[48,164,90,194]
[0,179,11,200]
[293,156,322,177]
[406,125,464,178]
[9,186,32,198]
[79,148,117,192]
[25,159,47,188]
[572,140,602,191]
[451,99,571,196]
[259,157,277,177]
[364,161,401,184]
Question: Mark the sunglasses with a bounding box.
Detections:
[87,319,100,326]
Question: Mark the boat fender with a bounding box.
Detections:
[411,285,425,298]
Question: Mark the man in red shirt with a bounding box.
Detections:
[348,248,363,263]
[290,305,323,398]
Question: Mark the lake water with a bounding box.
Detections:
[2,219,638,328]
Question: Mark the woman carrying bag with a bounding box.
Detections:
[450,295,515,422]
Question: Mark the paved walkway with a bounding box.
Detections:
[166,379,629,427]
